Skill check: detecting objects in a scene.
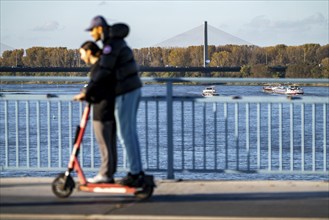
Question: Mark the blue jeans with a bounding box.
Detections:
[114,88,142,174]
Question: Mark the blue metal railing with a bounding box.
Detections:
[0,77,328,179]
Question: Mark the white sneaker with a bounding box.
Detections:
[87,174,114,183]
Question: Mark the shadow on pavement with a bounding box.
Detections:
[1,191,328,207]
[147,191,329,203]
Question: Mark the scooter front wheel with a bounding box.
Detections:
[52,173,75,198]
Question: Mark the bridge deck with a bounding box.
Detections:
[1,177,328,220]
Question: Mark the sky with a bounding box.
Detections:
[1,0,328,50]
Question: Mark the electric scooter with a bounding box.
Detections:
[52,103,155,200]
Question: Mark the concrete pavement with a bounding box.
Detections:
[0,177,328,220]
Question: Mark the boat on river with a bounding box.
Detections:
[202,86,219,97]
[262,85,279,93]
[262,84,304,95]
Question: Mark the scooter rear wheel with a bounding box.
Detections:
[52,173,75,198]
[134,186,154,200]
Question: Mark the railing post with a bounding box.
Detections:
[166,81,174,179]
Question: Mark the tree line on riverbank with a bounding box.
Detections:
[1,44,328,78]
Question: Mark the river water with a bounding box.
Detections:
[0,83,328,180]
[1,83,328,97]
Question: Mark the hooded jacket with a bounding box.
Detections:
[92,23,142,96]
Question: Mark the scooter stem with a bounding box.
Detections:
[67,103,91,183]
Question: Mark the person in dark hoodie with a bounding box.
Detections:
[73,41,117,184]
[85,16,145,187]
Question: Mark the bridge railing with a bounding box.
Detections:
[0,77,328,179]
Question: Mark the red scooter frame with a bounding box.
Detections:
[52,103,155,200]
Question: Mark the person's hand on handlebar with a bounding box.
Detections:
[73,93,86,101]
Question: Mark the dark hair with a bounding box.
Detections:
[80,41,101,57]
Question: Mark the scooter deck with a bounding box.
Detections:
[79,183,137,194]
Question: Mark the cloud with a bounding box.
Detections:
[238,13,328,46]
[248,15,271,27]
[98,1,107,6]
[275,13,326,32]
[246,13,327,32]
[32,21,60,31]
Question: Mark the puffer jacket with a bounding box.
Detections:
[92,23,142,96]
[85,60,115,121]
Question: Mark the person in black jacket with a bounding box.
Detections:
[86,16,145,187]
[73,41,117,184]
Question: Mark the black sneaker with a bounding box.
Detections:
[120,171,145,187]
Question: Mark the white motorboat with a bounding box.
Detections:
[202,86,219,97]
[263,84,304,95]
[285,85,304,95]
[273,85,287,94]
[262,85,279,93]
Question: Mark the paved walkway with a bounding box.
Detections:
[0,177,328,220]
